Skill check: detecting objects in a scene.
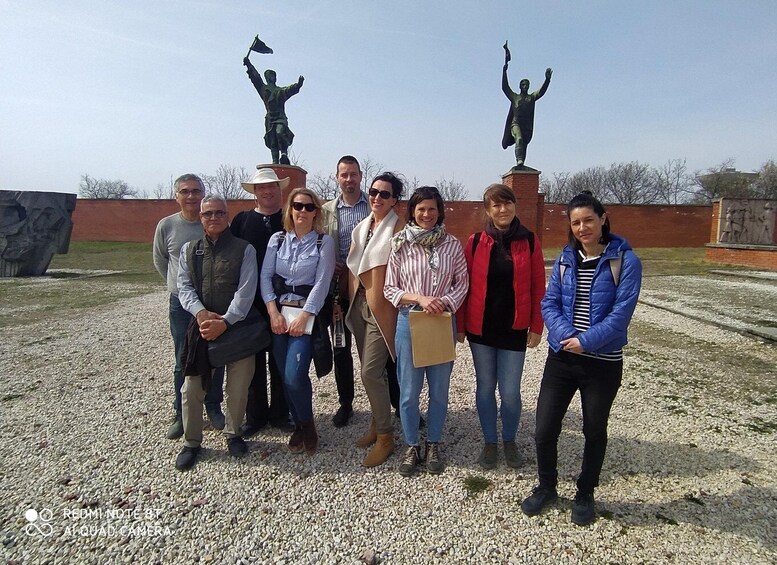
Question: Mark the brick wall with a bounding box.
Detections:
[705,245,777,270]
[71,199,713,249]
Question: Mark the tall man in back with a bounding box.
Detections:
[153,174,224,439]
[230,168,293,436]
[322,156,369,427]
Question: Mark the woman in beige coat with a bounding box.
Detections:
[345,172,404,467]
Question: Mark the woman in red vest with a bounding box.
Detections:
[457,183,545,470]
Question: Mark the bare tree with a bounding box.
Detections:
[434,175,468,201]
[78,174,138,199]
[567,166,608,200]
[153,175,175,199]
[752,160,777,200]
[359,155,385,191]
[308,172,339,201]
[604,161,656,204]
[540,171,575,204]
[201,164,252,200]
[652,159,694,204]
[691,159,756,204]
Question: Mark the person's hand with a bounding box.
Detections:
[199,318,227,341]
[333,262,345,279]
[195,309,219,326]
[527,331,542,348]
[332,302,343,322]
[270,311,287,335]
[417,295,446,315]
[298,75,305,85]
[456,332,466,344]
[288,311,311,337]
[560,337,583,353]
[545,68,553,79]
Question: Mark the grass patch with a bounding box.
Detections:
[463,475,493,498]
[50,241,157,273]
[544,248,725,276]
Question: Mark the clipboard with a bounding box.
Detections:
[408,310,456,368]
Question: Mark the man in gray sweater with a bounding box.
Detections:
[153,174,224,439]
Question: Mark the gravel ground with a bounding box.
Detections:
[1,275,776,564]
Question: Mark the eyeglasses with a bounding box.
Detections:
[369,188,393,200]
[291,202,316,212]
[200,210,227,219]
[178,189,203,197]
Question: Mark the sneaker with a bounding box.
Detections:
[503,441,525,469]
[166,415,183,440]
[398,445,421,477]
[227,437,248,457]
[520,486,558,516]
[206,406,226,430]
[332,405,353,427]
[175,446,200,471]
[425,442,444,474]
[571,492,596,526]
[478,443,498,470]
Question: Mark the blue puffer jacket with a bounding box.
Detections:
[542,234,642,354]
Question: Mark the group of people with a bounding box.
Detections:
[153,156,642,526]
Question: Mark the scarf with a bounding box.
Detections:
[485,217,530,255]
[391,223,447,270]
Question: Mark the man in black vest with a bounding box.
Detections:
[231,168,293,436]
[175,196,258,471]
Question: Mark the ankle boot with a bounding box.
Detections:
[362,432,394,467]
[288,422,304,454]
[355,418,377,448]
[302,420,318,455]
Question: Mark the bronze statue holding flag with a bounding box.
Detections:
[243,36,304,165]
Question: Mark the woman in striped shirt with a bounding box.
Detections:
[384,186,469,477]
[521,191,642,526]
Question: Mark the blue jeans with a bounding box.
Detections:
[271,332,314,423]
[169,294,224,414]
[395,310,453,445]
[470,342,526,444]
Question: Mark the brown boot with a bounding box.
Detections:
[362,432,394,467]
[288,423,304,454]
[302,420,318,455]
[355,419,377,448]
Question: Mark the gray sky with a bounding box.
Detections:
[1,0,775,198]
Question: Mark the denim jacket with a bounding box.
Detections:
[541,234,642,354]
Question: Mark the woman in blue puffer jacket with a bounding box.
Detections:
[520,191,642,527]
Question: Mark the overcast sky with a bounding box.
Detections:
[1,1,775,198]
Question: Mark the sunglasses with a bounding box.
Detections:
[368,188,393,200]
[201,210,227,219]
[291,202,316,212]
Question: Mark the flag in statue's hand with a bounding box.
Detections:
[250,36,273,54]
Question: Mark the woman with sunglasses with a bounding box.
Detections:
[520,191,641,526]
[260,188,335,454]
[456,183,545,470]
[344,172,404,467]
[384,186,468,476]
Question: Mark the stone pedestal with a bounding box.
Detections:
[257,163,307,203]
[501,168,545,241]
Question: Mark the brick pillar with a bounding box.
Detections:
[501,169,542,240]
[710,200,720,243]
[258,163,307,203]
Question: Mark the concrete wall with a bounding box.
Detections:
[71,199,713,248]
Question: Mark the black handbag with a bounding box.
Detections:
[311,295,334,378]
[208,307,270,367]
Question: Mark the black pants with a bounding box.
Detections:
[535,349,622,495]
[333,298,355,408]
[386,357,399,411]
[245,307,289,426]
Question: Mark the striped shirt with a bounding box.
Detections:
[573,250,623,361]
[335,192,369,262]
[384,233,469,313]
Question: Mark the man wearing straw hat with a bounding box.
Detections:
[231,168,293,437]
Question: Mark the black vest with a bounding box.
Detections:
[185,230,249,315]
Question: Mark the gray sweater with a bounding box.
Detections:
[153,212,203,295]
